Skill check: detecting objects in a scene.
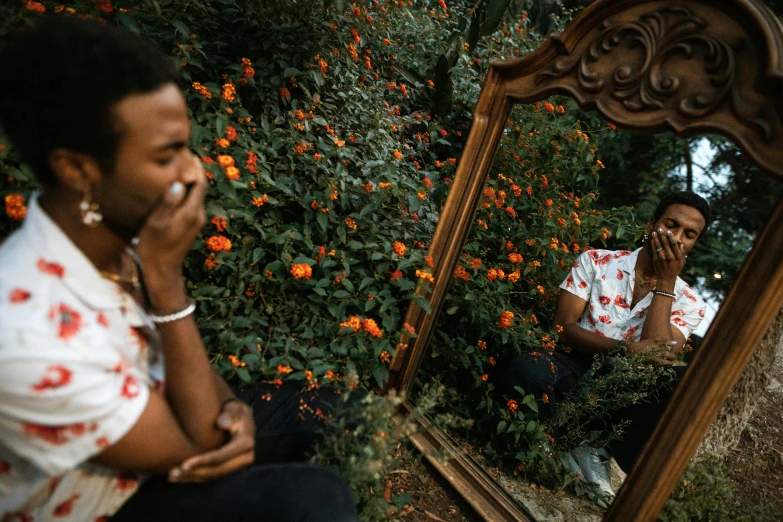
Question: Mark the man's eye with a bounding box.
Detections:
[157,157,176,166]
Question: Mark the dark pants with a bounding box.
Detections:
[499,351,684,473]
[111,383,358,522]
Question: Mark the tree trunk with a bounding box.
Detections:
[694,307,783,458]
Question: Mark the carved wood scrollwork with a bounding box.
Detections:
[538,6,775,140]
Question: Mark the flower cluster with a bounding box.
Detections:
[5,194,26,221]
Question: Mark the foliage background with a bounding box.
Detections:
[2,0,782,518]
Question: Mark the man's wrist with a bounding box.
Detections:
[656,279,676,293]
[145,276,189,313]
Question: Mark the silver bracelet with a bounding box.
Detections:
[651,288,676,300]
[148,300,196,324]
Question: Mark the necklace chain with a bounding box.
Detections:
[100,250,141,289]
[635,266,656,287]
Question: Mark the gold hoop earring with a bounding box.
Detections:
[79,188,103,228]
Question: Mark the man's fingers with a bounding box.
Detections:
[170,451,254,483]
[180,436,254,471]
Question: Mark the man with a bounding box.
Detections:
[501,191,710,506]
[0,17,357,522]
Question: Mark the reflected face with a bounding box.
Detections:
[650,203,707,255]
[95,83,196,237]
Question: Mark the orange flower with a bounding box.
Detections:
[508,253,523,264]
[542,393,550,404]
[392,241,406,257]
[210,216,227,232]
[477,340,487,350]
[505,207,517,218]
[280,87,291,98]
[507,399,518,412]
[206,236,232,252]
[225,166,240,180]
[403,323,416,335]
[277,365,293,374]
[393,149,403,161]
[294,110,306,121]
[480,374,489,382]
[252,194,269,207]
[507,270,520,283]
[340,316,362,332]
[293,142,308,155]
[447,158,457,165]
[362,318,383,338]
[5,194,26,220]
[424,255,434,268]
[391,270,403,281]
[379,350,391,363]
[453,265,470,282]
[290,263,313,280]
[498,310,514,329]
[362,183,373,193]
[228,354,245,368]
[422,176,433,188]
[543,102,554,113]
[204,255,220,270]
[225,126,237,141]
[222,83,236,102]
[215,138,230,148]
[246,151,259,174]
[345,217,357,230]
[415,270,435,284]
[313,153,322,161]
[489,356,496,366]
[470,258,482,269]
[487,268,498,282]
[23,1,46,14]
[537,285,546,296]
[241,58,255,78]
[439,129,447,136]
[217,155,235,168]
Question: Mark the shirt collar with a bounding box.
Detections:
[20,195,124,311]
[618,247,643,274]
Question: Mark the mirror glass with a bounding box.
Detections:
[414,97,781,518]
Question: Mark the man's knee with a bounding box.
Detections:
[292,465,357,522]
[501,352,561,397]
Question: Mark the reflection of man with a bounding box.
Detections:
[0,18,356,521]
[501,191,710,506]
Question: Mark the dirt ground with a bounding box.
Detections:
[385,355,783,521]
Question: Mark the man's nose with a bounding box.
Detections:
[179,151,200,184]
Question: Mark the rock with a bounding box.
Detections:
[767,378,781,392]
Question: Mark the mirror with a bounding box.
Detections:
[416,103,780,518]
[384,1,783,520]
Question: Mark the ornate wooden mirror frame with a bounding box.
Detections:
[381,0,783,520]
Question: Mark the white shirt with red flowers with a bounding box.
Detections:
[560,248,706,342]
[0,196,164,521]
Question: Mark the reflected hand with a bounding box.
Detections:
[627,338,678,366]
[168,399,256,483]
[650,229,686,286]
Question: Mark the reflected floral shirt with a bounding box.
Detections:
[0,196,164,521]
[560,248,706,341]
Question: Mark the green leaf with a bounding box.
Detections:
[171,19,190,37]
[359,277,374,290]
[432,54,453,117]
[342,278,355,292]
[373,364,389,387]
[497,420,507,435]
[236,367,251,383]
[117,12,141,34]
[522,394,539,413]
[480,0,512,37]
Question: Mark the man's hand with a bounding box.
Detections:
[650,228,686,288]
[626,338,678,366]
[136,155,207,311]
[168,399,256,483]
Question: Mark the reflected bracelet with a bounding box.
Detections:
[148,300,196,324]
[651,288,677,301]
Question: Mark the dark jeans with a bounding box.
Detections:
[111,383,358,522]
[499,351,685,473]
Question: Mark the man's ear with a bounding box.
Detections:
[48,149,103,192]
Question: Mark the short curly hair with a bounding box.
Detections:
[0,16,179,185]
[652,191,712,230]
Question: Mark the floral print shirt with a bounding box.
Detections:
[560,248,706,342]
[0,196,164,521]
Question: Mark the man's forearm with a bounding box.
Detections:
[213,369,235,402]
[640,278,679,346]
[559,322,619,355]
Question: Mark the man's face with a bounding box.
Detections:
[650,203,707,255]
[94,83,197,238]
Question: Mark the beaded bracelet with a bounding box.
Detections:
[148,300,196,324]
[651,288,677,300]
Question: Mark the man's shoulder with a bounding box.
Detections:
[580,249,632,266]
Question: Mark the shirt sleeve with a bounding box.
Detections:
[559,250,596,301]
[670,286,707,340]
[0,327,149,476]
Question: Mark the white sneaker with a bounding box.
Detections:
[570,446,615,508]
